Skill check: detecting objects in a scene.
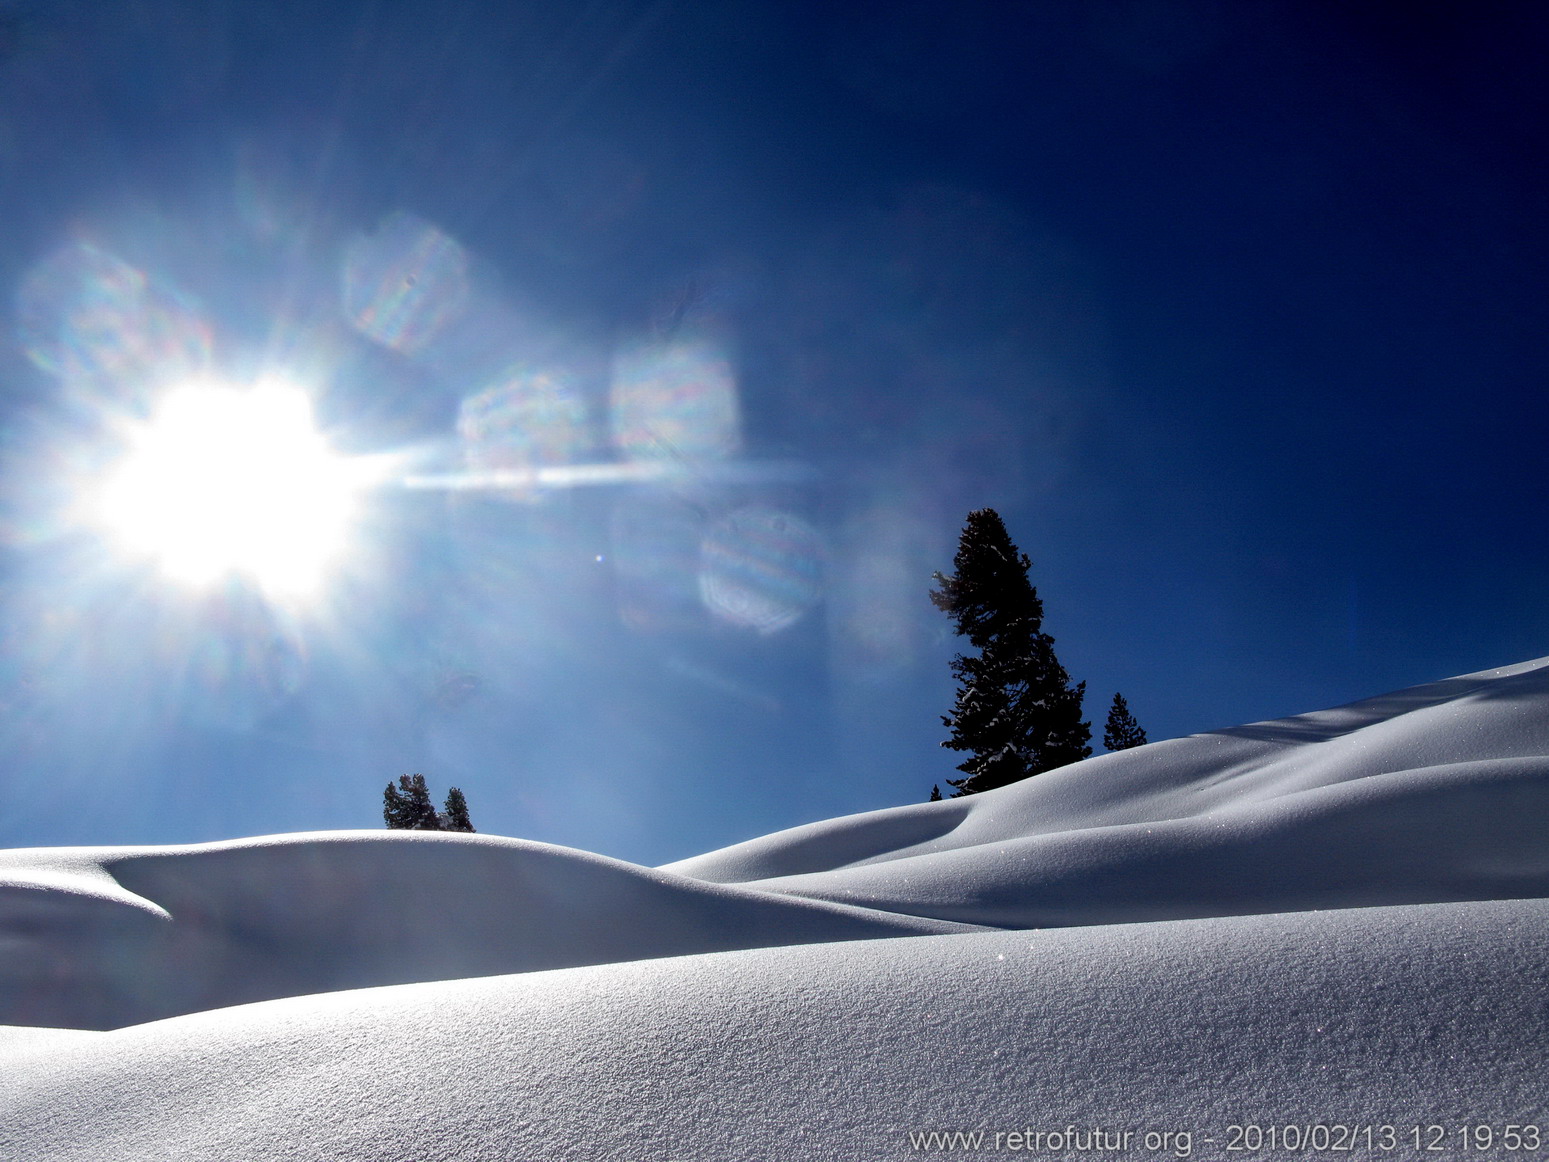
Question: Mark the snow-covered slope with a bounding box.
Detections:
[6,899,1546,1162]
[3,658,1547,1160]
[665,656,1549,926]
[0,832,974,1030]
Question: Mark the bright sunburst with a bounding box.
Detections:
[93,379,364,596]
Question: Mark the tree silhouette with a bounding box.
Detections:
[930,509,1090,795]
[442,786,476,833]
[1103,692,1148,751]
[384,773,439,829]
[384,774,475,832]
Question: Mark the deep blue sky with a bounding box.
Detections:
[0,1,1545,865]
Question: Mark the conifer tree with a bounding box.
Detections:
[1103,692,1148,751]
[929,784,943,802]
[382,776,413,829]
[930,508,1091,796]
[442,786,476,833]
[383,773,442,830]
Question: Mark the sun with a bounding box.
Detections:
[93,379,366,596]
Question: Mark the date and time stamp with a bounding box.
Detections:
[1219,1123,1543,1153]
[905,1122,1547,1157]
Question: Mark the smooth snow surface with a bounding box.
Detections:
[0,832,974,1030]
[667,656,1549,925]
[4,658,1548,1159]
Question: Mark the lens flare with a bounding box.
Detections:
[16,242,210,385]
[831,550,919,681]
[457,367,591,499]
[91,380,366,596]
[341,211,470,353]
[609,338,740,463]
[699,506,823,633]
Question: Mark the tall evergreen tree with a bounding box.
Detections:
[442,786,476,833]
[1103,692,1148,751]
[382,777,413,829]
[929,784,943,802]
[930,509,1091,796]
[383,773,441,830]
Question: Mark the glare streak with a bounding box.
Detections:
[402,459,815,492]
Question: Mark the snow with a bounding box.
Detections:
[4,657,1548,1159]
[0,832,972,1030]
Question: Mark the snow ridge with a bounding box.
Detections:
[4,657,1547,1160]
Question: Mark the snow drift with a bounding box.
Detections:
[666,656,1549,927]
[3,657,1547,1160]
[6,899,1545,1161]
[0,832,973,1030]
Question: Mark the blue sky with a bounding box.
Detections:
[0,0,1545,865]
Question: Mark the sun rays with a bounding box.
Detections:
[90,379,370,597]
